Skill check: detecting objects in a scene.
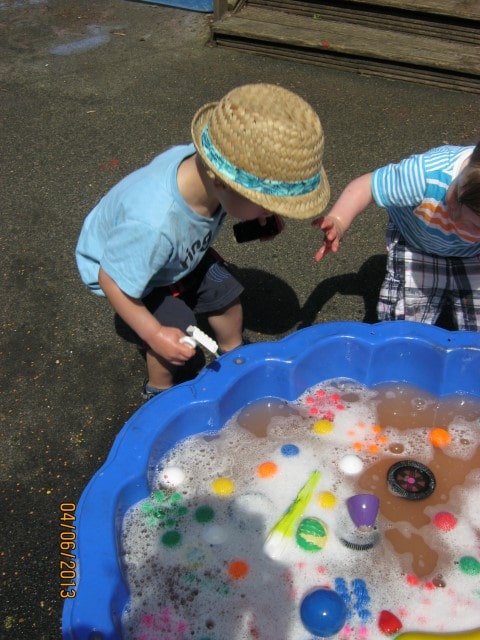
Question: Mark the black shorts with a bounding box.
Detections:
[117,249,244,345]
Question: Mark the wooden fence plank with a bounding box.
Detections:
[213,6,480,74]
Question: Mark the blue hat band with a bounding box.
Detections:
[201,126,321,197]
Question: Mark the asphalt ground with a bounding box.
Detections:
[1,1,479,638]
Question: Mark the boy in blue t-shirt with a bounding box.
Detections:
[76,83,330,399]
[313,142,480,330]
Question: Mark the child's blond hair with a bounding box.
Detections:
[459,141,480,214]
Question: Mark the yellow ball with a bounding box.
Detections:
[211,477,235,496]
[318,491,337,509]
[312,419,334,435]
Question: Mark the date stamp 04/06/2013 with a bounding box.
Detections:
[59,503,77,599]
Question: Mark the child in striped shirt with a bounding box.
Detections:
[313,142,480,330]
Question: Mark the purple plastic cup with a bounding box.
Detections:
[347,494,380,529]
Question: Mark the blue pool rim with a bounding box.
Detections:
[62,321,480,640]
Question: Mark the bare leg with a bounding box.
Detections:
[145,349,177,390]
[207,299,243,352]
[145,299,243,389]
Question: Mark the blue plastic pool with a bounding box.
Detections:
[62,321,480,640]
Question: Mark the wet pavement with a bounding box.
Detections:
[0,0,478,638]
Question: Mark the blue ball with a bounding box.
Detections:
[281,443,300,457]
[300,588,347,637]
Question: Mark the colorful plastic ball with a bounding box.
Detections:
[161,530,182,548]
[281,443,300,457]
[211,477,235,496]
[318,491,337,509]
[458,555,480,575]
[312,419,334,435]
[257,461,278,478]
[339,454,363,475]
[194,505,215,523]
[429,427,451,448]
[300,588,347,637]
[227,559,250,580]
[296,517,328,552]
[158,466,185,488]
[433,511,457,531]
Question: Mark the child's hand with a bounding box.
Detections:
[312,215,345,262]
[149,326,196,366]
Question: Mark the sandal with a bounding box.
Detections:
[141,379,172,401]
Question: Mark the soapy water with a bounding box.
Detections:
[121,379,480,640]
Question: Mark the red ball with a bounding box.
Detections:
[433,511,457,531]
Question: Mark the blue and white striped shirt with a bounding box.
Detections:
[371,145,478,257]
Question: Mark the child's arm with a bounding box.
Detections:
[312,172,374,261]
[98,268,195,365]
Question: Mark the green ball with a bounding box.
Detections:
[161,530,182,548]
[195,505,215,523]
[296,517,328,552]
[458,555,480,575]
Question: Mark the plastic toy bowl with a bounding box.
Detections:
[62,321,480,640]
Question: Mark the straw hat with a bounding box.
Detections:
[191,83,330,219]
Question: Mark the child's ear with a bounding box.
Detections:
[213,177,227,190]
[199,160,221,184]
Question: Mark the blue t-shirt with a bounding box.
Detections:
[76,144,226,297]
[371,145,478,257]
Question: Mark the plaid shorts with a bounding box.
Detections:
[377,224,480,331]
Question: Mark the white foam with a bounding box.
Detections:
[121,380,480,640]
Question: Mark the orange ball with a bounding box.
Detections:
[227,559,250,580]
[257,461,278,478]
[429,428,451,448]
